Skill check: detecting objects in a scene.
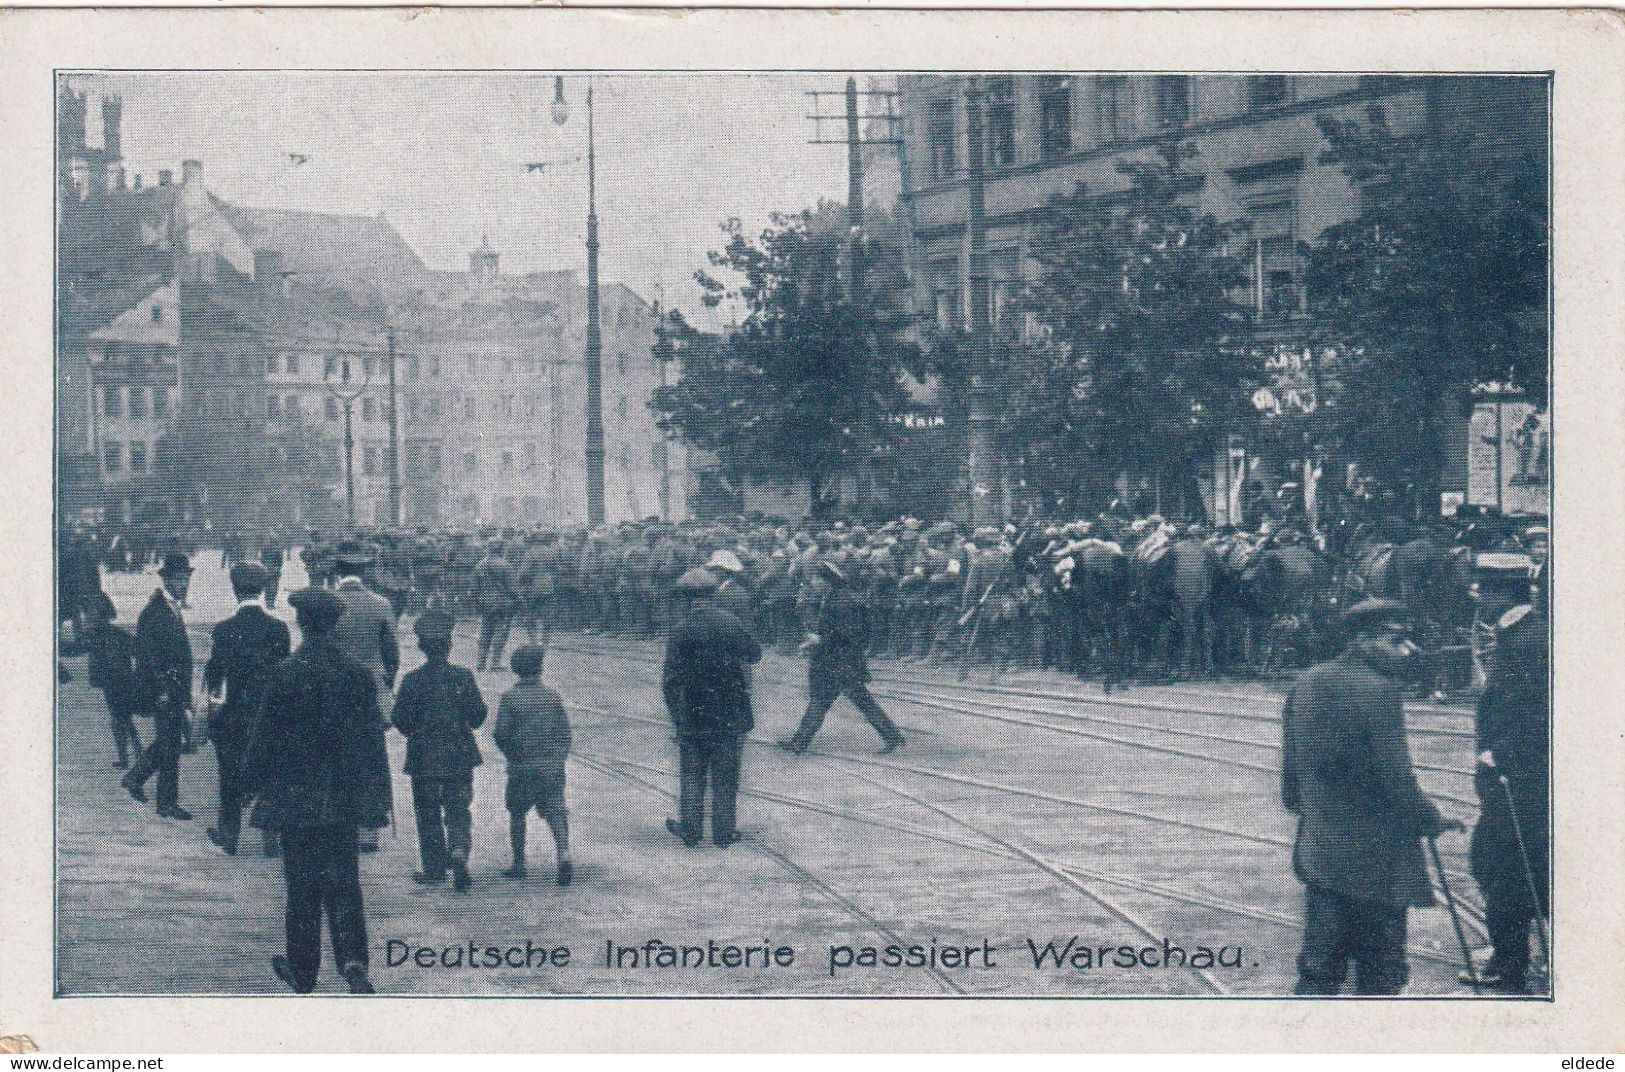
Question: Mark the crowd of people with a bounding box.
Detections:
[56,501,1549,996]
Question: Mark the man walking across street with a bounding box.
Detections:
[472,539,519,671]
[244,587,391,995]
[1281,598,1459,995]
[330,539,398,853]
[778,560,905,755]
[122,552,196,820]
[662,568,761,848]
[202,562,291,855]
[391,609,488,891]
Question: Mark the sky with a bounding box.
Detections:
[75,71,857,326]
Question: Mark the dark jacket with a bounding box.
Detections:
[1281,648,1445,906]
[662,604,762,738]
[808,587,872,689]
[134,588,192,712]
[1475,605,1550,787]
[472,554,518,614]
[391,659,487,778]
[85,622,137,716]
[243,636,392,830]
[203,603,291,745]
[493,681,572,781]
[710,578,756,628]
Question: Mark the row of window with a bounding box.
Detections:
[100,440,150,475]
[924,75,1293,180]
[922,229,1305,335]
[262,349,650,382]
[100,385,175,420]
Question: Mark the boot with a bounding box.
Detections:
[450,861,472,892]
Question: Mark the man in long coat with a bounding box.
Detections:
[202,562,290,855]
[662,568,762,847]
[471,540,518,671]
[122,553,196,819]
[1468,582,1550,992]
[392,610,488,891]
[778,560,905,755]
[330,540,398,852]
[1281,598,1456,995]
[244,586,391,995]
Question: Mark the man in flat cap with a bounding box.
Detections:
[661,567,761,847]
[391,609,488,891]
[330,540,398,852]
[201,561,291,855]
[244,586,390,994]
[1281,597,1459,995]
[122,552,197,820]
[779,560,904,755]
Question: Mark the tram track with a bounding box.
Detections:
[567,751,968,995]
[577,737,1479,977]
[549,638,1481,812]
[564,695,1489,935]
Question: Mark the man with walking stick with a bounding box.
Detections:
[1467,573,1550,993]
[1281,598,1462,995]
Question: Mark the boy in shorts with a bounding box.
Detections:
[492,644,573,885]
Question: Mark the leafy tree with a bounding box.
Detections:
[653,202,919,516]
[1305,104,1547,508]
[931,142,1255,514]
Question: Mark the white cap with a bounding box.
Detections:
[705,549,745,574]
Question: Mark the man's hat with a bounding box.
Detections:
[414,609,456,642]
[673,567,720,594]
[333,540,375,568]
[818,559,846,584]
[509,644,545,677]
[158,552,194,576]
[1339,598,1410,634]
[289,586,346,631]
[705,549,745,574]
[229,561,269,593]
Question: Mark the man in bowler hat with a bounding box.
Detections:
[244,586,390,994]
[662,567,761,847]
[122,552,196,819]
[391,609,487,891]
[202,562,290,855]
[1281,597,1459,995]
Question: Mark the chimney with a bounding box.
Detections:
[469,235,500,296]
[101,95,122,159]
[157,169,173,186]
[254,249,287,295]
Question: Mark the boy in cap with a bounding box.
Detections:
[82,591,141,768]
[492,644,573,885]
[391,609,487,891]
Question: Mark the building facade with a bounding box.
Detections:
[887,73,1548,520]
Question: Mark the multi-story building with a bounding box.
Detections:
[887,73,1548,519]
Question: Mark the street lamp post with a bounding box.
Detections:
[963,78,998,527]
[553,75,607,528]
[323,353,371,527]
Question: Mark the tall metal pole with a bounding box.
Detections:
[964,79,997,526]
[342,399,356,526]
[653,301,672,522]
[583,82,607,528]
[845,76,865,304]
[386,326,401,526]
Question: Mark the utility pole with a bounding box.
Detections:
[652,298,673,522]
[386,326,401,526]
[845,77,864,304]
[551,75,606,527]
[964,77,998,526]
[583,84,606,527]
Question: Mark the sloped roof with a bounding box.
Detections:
[217,202,428,289]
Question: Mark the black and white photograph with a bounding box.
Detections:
[45,62,1560,1002]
